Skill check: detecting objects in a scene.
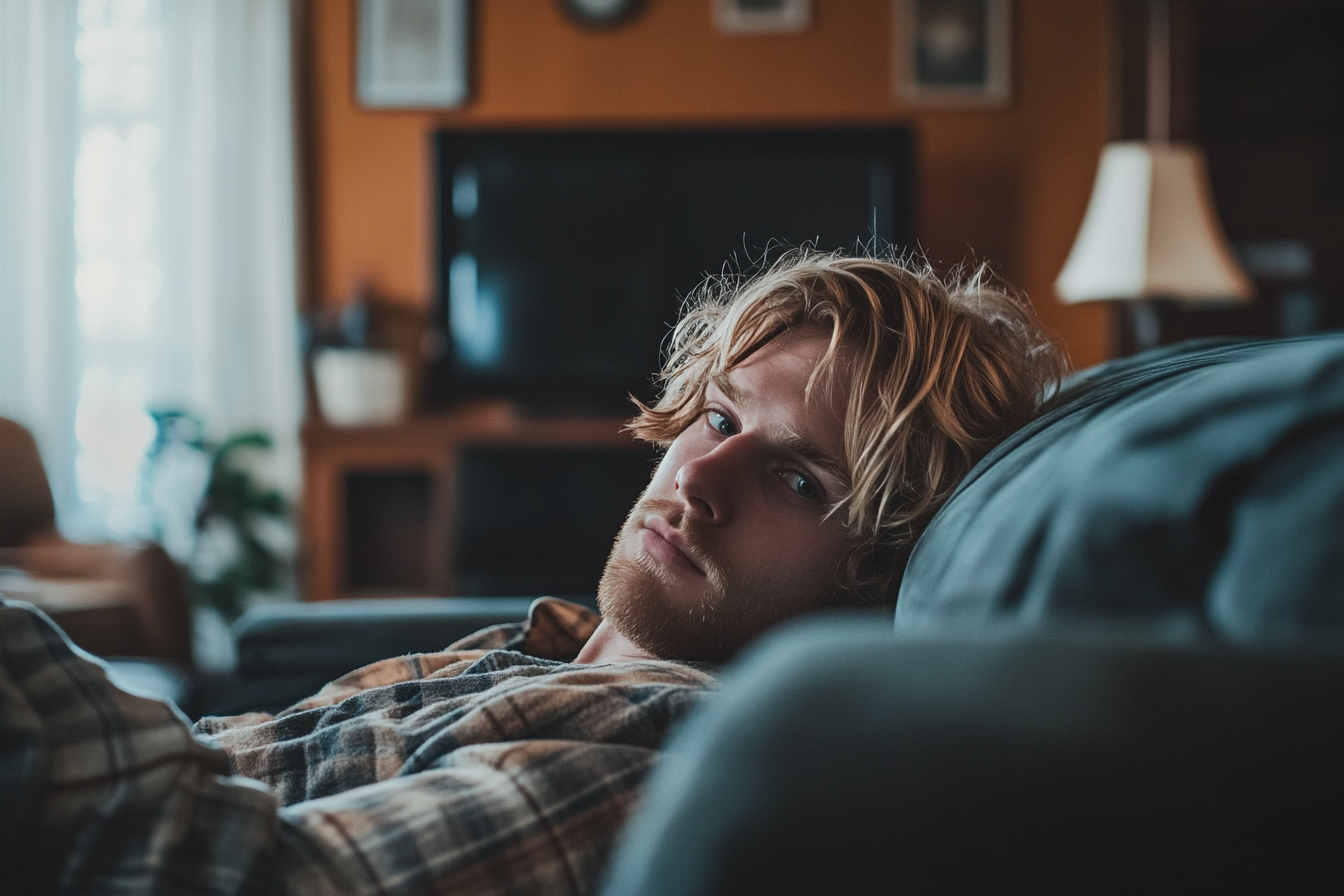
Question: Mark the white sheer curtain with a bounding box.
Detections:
[0,0,302,541]
[0,0,81,521]
[153,0,303,500]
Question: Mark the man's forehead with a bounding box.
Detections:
[718,331,855,412]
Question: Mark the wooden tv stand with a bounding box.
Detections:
[300,402,641,602]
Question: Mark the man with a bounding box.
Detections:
[1,252,1063,895]
[587,251,1061,664]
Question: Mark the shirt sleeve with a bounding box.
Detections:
[271,740,657,896]
[1,598,686,896]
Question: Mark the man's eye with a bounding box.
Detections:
[707,410,738,436]
[783,471,822,501]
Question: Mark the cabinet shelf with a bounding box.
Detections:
[300,403,647,602]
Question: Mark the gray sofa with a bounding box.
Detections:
[602,333,1344,893]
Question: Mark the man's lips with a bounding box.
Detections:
[638,517,705,576]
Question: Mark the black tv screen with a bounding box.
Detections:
[429,129,914,410]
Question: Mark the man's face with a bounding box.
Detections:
[597,331,856,664]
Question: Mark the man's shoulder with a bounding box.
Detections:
[203,598,713,731]
[449,596,603,660]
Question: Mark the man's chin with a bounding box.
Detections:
[597,552,769,666]
[598,555,720,664]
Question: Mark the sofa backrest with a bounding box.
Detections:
[896,334,1344,643]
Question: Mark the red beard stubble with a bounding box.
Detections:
[596,496,828,665]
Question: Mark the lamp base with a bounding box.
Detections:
[1111,300,1168,357]
[1129,300,1164,353]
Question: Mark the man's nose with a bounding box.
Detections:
[674,437,755,525]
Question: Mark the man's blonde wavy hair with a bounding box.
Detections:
[629,250,1066,606]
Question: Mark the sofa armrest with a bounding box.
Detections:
[185,597,542,718]
[1,539,191,664]
[604,617,1344,895]
[233,596,540,678]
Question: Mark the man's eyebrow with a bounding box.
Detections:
[781,430,849,488]
[709,372,742,404]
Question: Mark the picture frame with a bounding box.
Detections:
[715,0,811,35]
[356,0,470,109]
[893,0,1011,107]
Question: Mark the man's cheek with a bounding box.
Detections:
[643,467,675,500]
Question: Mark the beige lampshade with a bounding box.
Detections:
[1056,141,1253,304]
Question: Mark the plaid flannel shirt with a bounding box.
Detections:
[0,597,716,895]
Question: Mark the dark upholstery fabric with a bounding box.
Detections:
[233,596,540,677]
[896,334,1344,642]
[601,618,1344,896]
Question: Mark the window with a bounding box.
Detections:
[70,0,162,537]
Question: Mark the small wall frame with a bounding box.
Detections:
[357,0,470,109]
[715,0,811,35]
[893,0,1011,107]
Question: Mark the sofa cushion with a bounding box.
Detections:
[601,616,1344,895]
[897,333,1344,642]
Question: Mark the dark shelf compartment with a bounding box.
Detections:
[344,470,435,592]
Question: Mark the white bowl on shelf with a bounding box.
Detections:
[312,348,407,426]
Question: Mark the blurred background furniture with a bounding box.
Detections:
[301,407,649,603]
[200,596,542,717]
[0,416,192,701]
[0,412,619,718]
[1102,0,1343,353]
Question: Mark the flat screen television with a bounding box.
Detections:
[429,128,915,411]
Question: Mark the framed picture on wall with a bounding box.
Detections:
[357,0,470,109]
[893,0,1011,107]
[714,0,811,34]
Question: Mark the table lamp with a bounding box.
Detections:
[1055,0,1252,351]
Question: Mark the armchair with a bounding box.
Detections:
[0,417,192,671]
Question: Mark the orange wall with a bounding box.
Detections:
[307,0,1112,368]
